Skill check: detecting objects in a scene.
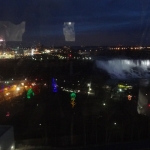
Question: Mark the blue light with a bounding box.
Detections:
[52,78,58,92]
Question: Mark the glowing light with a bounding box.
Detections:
[31,83,36,86]
[70,92,76,99]
[52,78,58,92]
[87,83,91,87]
[128,95,132,101]
[27,88,34,99]
[71,100,76,108]
[119,88,122,92]
[6,92,10,96]
[31,49,34,56]
[16,87,20,91]
[6,112,10,117]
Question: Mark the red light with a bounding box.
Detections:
[148,104,150,107]
[6,112,10,117]
[69,54,72,57]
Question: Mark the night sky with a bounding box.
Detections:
[0,0,150,46]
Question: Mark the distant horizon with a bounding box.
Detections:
[4,42,150,48]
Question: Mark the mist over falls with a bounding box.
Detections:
[96,58,150,79]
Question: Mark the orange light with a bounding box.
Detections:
[128,95,132,101]
[70,100,76,108]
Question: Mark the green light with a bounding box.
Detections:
[27,88,34,99]
[70,92,76,101]
[70,92,76,98]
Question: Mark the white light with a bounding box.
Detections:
[11,146,14,149]
[103,103,106,106]
[31,49,34,56]
[68,22,71,25]
[87,83,91,87]
[16,87,20,91]
[119,88,122,92]
[114,122,117,125]
[32,83,36,86]
[6,93,9,96]
[12,78,13,80]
